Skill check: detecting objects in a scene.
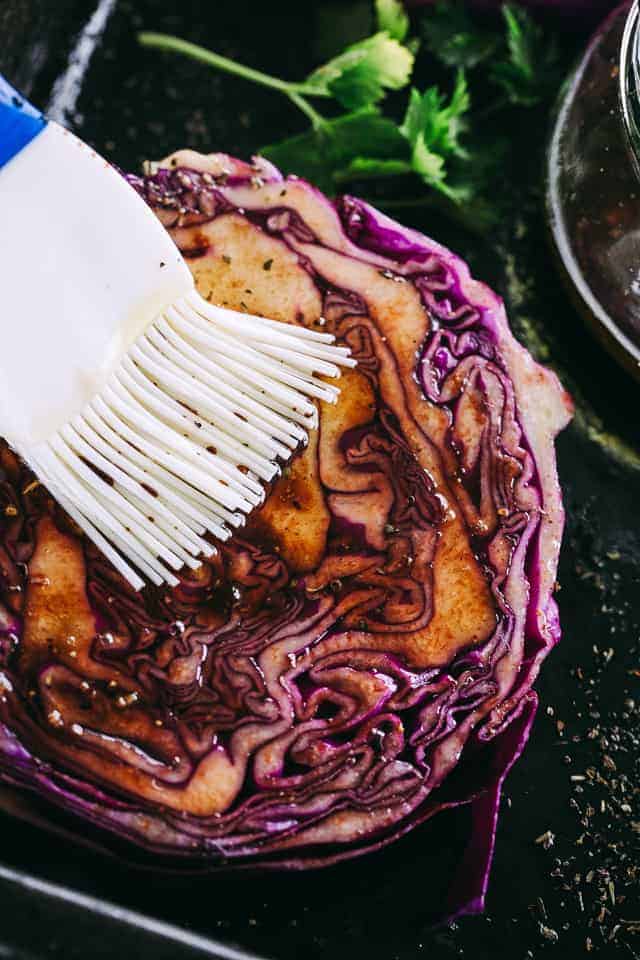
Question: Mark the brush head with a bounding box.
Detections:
[28,294,354,591]
[0,100,355,590]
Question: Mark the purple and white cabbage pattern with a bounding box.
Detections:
[0,152,571,916]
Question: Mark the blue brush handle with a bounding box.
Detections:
[0,74,47,170]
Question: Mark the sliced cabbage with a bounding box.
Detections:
[0,151,571,917]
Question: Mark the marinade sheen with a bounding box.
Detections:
[0,151,572,916]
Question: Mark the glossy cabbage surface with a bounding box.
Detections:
[0,152,571,916]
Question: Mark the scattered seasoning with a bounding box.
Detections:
[116,692,139,709]
[222,254,232,264]
[535,830,556,850]
[29,575,50,588]
[263,258,273,271]
[538,923,559,943]
[442,532,640,958]
[47,709,64,728]
[536,549,639,956]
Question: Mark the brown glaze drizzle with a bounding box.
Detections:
[0,154,562,860]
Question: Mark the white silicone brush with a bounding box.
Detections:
[0,75,354,591]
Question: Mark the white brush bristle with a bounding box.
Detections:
[27,292,355,591]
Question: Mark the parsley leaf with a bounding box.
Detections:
[304,32,414,110]
[490,4,560,106]
[345,157,411,177]
[422,1,499,69]
[400,70,470,198]
[375,0,410,43]
[262,108,409,193]
[141,0,563,233]
[266,71,473,199]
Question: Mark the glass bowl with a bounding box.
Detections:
[547,0,640,380]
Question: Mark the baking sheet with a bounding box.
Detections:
[0,2,638,957]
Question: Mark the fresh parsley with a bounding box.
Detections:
[490,5,561,106]
[422,1,499,69]
[304,32,414,110]
[423,2,561,106]
[139,2,561,232]
[262,108,408,194]
[399,70,470,199]
[375,0,410,43]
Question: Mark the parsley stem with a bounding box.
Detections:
[138,34,328,99]
[138,33,329,127]
[139,33,295,94]
[286,92,327,131]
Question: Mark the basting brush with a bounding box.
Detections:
[0,74,354,590]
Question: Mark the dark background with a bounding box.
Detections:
[0,2,638,958]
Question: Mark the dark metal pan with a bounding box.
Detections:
[1,3,638,959]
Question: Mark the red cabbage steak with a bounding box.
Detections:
[0,151,572,916]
